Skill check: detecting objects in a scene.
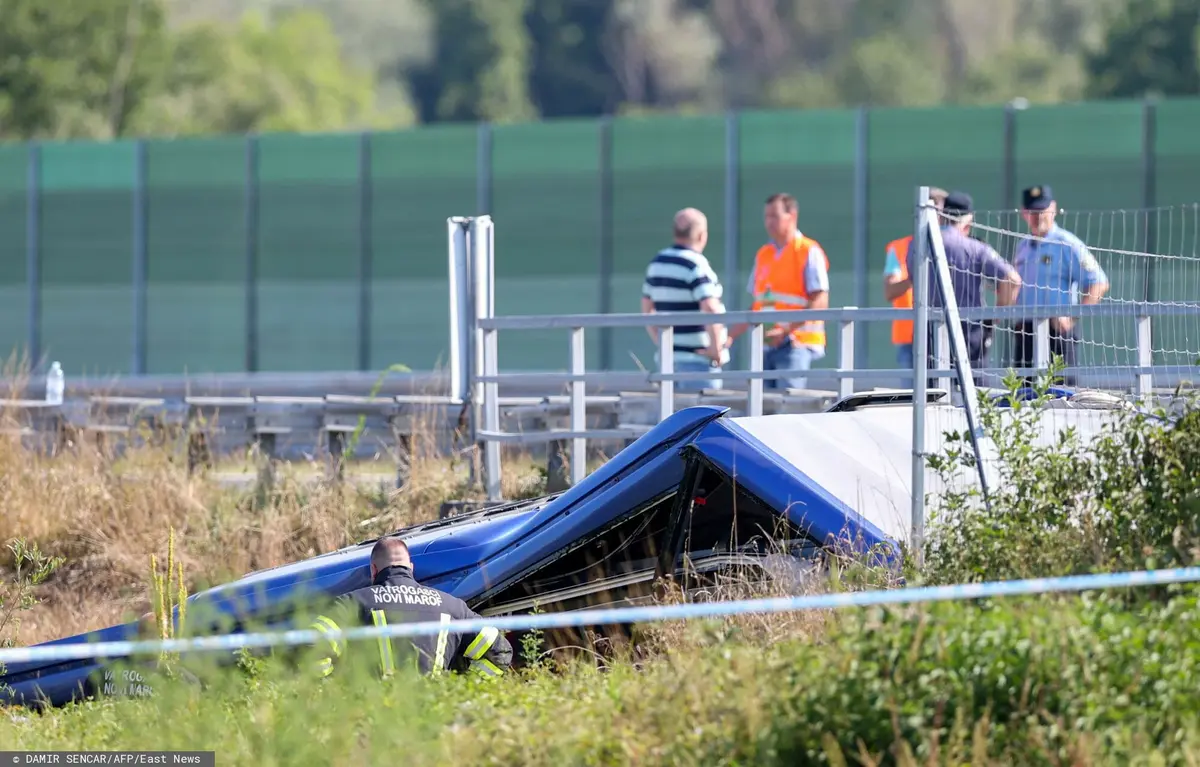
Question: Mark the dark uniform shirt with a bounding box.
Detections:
[906,225,1017,310]
[307,565,513,680]
[905,224,1018,369]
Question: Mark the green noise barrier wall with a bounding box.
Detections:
[3,97,1197,378]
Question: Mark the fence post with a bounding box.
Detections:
[483,326,501,501]
[570,327,586,486]
[1033,318,1050,380]
[1135,314,1152,405]
[132,139,148,375]
[838,311,855,399]
[244,136,260,373]
[598,117,614,371]
[1142,97,1158,305]
[723,111,740,311]
[477,123,492,215]
[470,216,496,489]
[447,218,470,404]
[935,323,950,395]
[748,323,764,416]
[26,144,41,369]
[853,107,870,368]
[357,131,373,371]
[910,186,931,566]
[1002,102,1017,208]
[658,326,673,422]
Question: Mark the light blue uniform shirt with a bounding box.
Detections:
[1012,224,1107,308]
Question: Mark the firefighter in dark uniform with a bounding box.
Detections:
[306,536,512,680]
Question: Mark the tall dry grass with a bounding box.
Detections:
[0,389,546,646]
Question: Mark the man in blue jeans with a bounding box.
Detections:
[641,208,728,392]
[724,193,830,391]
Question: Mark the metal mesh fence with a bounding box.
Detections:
[0,145,28,365]
[39,141,136,376]
[611,115,727,375]
[371,124,477,373]
[3,99,1198,379]
[256,133,362,372]
[868,106,1008,380]
[145,136,247,375]
[738,109,858,377]
[491,119,603,372]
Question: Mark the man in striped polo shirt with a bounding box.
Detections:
[641,208,728,392]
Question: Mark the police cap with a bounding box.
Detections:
[942,190,974,216]
[1021,184,1054,211]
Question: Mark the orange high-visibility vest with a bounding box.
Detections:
[887,235,914,345]
[750,234,827,348]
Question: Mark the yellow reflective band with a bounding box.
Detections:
[311,615,343,657]
[463,626,499,661]
[432,613,452,676]
[371,610,395,677]
[317,657,333,677]
[469,659,503,679]
[755,290,809,306]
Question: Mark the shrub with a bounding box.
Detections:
[0,538,63,698]
[924,370,1200,584]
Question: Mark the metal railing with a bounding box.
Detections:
[474,302,1200,500]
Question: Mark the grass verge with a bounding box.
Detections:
[3,592,1198,765]
[0,395,548,646]
[2,368,1199,765]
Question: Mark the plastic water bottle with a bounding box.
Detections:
[46,361,64,405]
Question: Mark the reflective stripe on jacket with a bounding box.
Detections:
[750,235,827,347]
[307,565,512,681]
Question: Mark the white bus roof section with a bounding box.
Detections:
[730,404,1123,546]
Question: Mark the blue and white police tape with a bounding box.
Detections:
[2,565,1199,666]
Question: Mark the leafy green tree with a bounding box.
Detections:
[956,37,1087,105]
[0,0,172,139]
[132,9,411,136]
[416,0,537,124]
[602,0,722,112]
[1086,0,1200,98]
[271,0,429,122]
[834,32,947,107]
[526,0,618,117]
[763,31,945,109]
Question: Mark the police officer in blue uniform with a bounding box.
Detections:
[1012,185,1109,387]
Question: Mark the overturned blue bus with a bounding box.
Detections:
[1,389,1124,708]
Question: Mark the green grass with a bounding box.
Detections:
[4,593,1200,766]
[4,371,1200,765]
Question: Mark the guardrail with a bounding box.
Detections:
[5,303,1196,502]
[0,393,457,486]
[474,302,1200,500]
[0,391,687,493]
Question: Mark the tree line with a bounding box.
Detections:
[1,0,1197,141]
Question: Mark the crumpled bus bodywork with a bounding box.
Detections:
[5,390,1123,708]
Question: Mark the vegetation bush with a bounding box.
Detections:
[924,370,1200,584]
[3,590,1198,765]
[3,371,1200,765]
